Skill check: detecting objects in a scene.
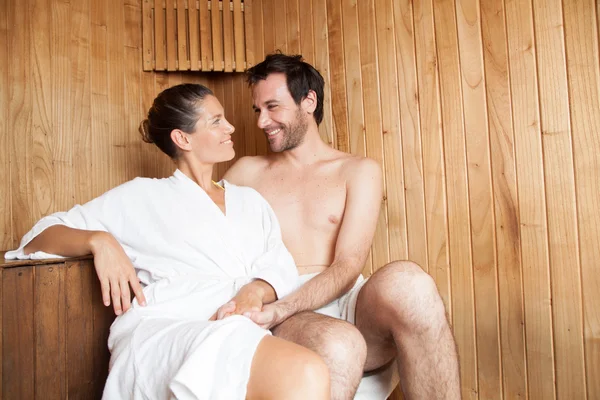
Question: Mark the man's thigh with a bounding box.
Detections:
[272,311,353,348]
[354,277,397,371]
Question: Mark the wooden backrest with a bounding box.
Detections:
[1,254,114,399]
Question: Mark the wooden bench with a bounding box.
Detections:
[1,252,114,399]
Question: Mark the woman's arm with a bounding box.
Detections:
[25,225,146,315]
[24,224,102,256]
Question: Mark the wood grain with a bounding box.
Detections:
[482,0,527,398]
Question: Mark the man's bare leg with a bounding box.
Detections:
[272,311,367,400]
[355,261,461,400]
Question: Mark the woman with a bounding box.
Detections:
[5,84,330,399]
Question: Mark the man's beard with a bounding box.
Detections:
[268,109,308,152]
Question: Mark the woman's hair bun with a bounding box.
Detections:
[139,119,154,144]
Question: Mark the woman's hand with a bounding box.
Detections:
[89,232,146,315]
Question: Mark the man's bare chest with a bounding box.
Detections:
[253,175,347,230]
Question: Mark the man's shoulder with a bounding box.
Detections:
[224,155,271,185]
[337,153,381,177]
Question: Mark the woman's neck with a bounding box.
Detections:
[177,159,216,193]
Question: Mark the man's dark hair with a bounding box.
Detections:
[246,53,325,125]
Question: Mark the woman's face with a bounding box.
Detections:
[188,95,235,163]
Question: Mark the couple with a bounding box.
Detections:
[6,54,460,399]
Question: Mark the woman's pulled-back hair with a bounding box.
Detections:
[139,83,214,158]
[246,53,325,126]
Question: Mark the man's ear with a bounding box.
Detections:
[171,129,191,152]
[302,90,317,114]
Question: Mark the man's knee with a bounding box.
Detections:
[321,320,367,367]
[369,260,447,332]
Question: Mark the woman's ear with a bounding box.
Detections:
[302,90,317,114]
[171,129,191,152]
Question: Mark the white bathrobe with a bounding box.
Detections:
[5,170,300,399]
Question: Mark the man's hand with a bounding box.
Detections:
[210,284,264,321]
[90,232,146,315]
[243,302,289,330]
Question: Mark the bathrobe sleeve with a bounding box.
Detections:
[4,182,131,260]
[249,196,299,300]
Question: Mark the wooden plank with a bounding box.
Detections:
[125,1,144,179]
[286,0,300,54]
[357,0,389,271]
[223,0,234,72]
[262,0,275,54]
[392,0,426,268]
[298,0,314,64]
[563,0,600,398]
[2,267,35,399]
[244,0,255,67]
[532,0,587,398]
[91,0,111,197]
[341,0,364,157]
[456,0,501,398]
[90,260,114,398]
[274,0,287,53]
[52,0,74,216]
[211,0,223,70]
[154,0,167,70]
[199,0,211,71]
[142,0,154,70]
[188,0,200,70]
[8,0,33,245]
[166,0,177,70]
[312,0,334,148]
[35,264,67,399]
[325,0,346,151]
[31,0,55,227]
[413,0,451,315]
[340,0,368,274]
[177,0,189,70]
[233,0,244,71]
[107,0,127,188]
[250,0,263,63]
[0,0,11,249]
[66,261,96,397]
[71,0,93,212]
[375,0,409,266]
[481,0,527,398]
[432,0,477,397]
[505,0,555,397]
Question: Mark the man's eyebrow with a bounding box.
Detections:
[253,100,278,110]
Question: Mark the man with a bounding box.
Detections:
[224,53,461,400]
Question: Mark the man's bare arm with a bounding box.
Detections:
[255,158,384,326]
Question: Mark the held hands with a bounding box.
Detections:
[210,286,264,321]
[241,302,287,330]
[90,232,146,315]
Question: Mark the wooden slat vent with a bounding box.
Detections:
[142,0,255,72]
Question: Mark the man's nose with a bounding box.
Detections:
[257,110,270,129]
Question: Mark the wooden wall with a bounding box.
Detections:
[218,0,600,399]
[1,0,599,399]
